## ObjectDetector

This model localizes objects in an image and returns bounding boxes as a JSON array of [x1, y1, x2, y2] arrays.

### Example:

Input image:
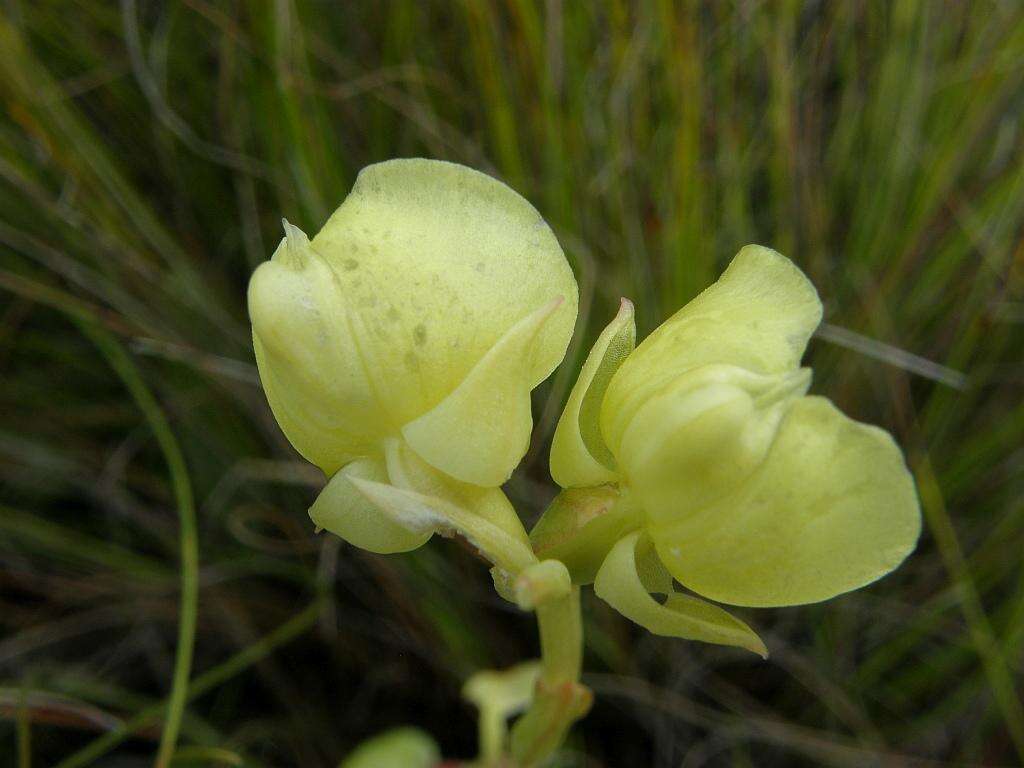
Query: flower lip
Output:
[[611, 363, 811, 463]]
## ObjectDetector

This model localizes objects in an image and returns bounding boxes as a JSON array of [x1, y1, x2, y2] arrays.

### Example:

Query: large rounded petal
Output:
[[649, 397, 921, 608], [550, 299, 635, 488], [312, 158, 578, 425], [601, 246, 822, 453]]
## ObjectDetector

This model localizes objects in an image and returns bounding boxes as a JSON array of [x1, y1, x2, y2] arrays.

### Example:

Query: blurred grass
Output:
[[0, 1, 1022, 766]]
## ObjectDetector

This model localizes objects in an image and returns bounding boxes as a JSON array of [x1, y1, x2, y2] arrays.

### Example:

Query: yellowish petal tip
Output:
[[313, 525, 324, 535], [278, 218, 310, 267]]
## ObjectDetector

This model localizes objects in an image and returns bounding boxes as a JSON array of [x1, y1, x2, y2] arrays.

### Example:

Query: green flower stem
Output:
[[536, 587, 582, 684], [468, 502, 592, 766], [477, 706, 505, 765], [509, 587, 591, 768]]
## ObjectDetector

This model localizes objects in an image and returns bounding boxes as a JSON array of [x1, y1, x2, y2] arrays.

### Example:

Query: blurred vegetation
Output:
[[1, 1, 1023, 766]]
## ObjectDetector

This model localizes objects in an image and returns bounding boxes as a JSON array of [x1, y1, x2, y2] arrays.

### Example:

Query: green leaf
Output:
[[594, 532, 767, 657]]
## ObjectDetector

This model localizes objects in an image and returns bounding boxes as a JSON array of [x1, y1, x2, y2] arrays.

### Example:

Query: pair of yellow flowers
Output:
[[248, 158, 920, 655]]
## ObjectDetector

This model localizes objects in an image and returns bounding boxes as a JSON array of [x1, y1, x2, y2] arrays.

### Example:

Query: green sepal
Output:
[[550, 299, 635, 487], [529, 486, 641, 585]]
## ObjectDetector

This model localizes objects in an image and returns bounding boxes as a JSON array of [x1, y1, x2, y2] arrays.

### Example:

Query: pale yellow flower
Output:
[[248, 159, 577, 554], [539, 246, 920, 655]]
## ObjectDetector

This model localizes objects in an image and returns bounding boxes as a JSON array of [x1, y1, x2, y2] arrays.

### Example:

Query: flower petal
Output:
[[550, 299, 635, 488], [249, 227, 383, 475], [463, 661, 543, 764], [601, 245, 822, 454], [308, 457, 431, 554], [594, 532, 767, 656], [384, 438, 529, 547], [402, 298, 564, 486], [463, 661, 541, 720], [313, 158, 578, 426], [350, 478, 536, 575], [650, 396, 921, 607], [618, 364, 810, 527]]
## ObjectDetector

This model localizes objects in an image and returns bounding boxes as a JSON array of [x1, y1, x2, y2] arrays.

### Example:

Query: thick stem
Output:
[[509, 587, 591, 767], [478, 709, 504, 765], [465, 503, 591, 766], [536, 588, 582, 684]]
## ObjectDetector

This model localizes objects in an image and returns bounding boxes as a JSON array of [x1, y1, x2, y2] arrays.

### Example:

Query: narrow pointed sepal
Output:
[[279, 218, 311, 267], [594, 532, 768, 657], [550, 298, 635, 488], [402, 297, 564, 486]]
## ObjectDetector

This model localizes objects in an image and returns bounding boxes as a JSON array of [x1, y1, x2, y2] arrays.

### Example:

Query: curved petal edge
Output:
[[550, 299, 635, 488], [594, 532, 768, 657]]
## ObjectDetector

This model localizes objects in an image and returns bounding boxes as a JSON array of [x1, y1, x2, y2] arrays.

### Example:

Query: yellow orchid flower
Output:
[[248, 159, 578, 554], [538, 245, 921, 656]]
